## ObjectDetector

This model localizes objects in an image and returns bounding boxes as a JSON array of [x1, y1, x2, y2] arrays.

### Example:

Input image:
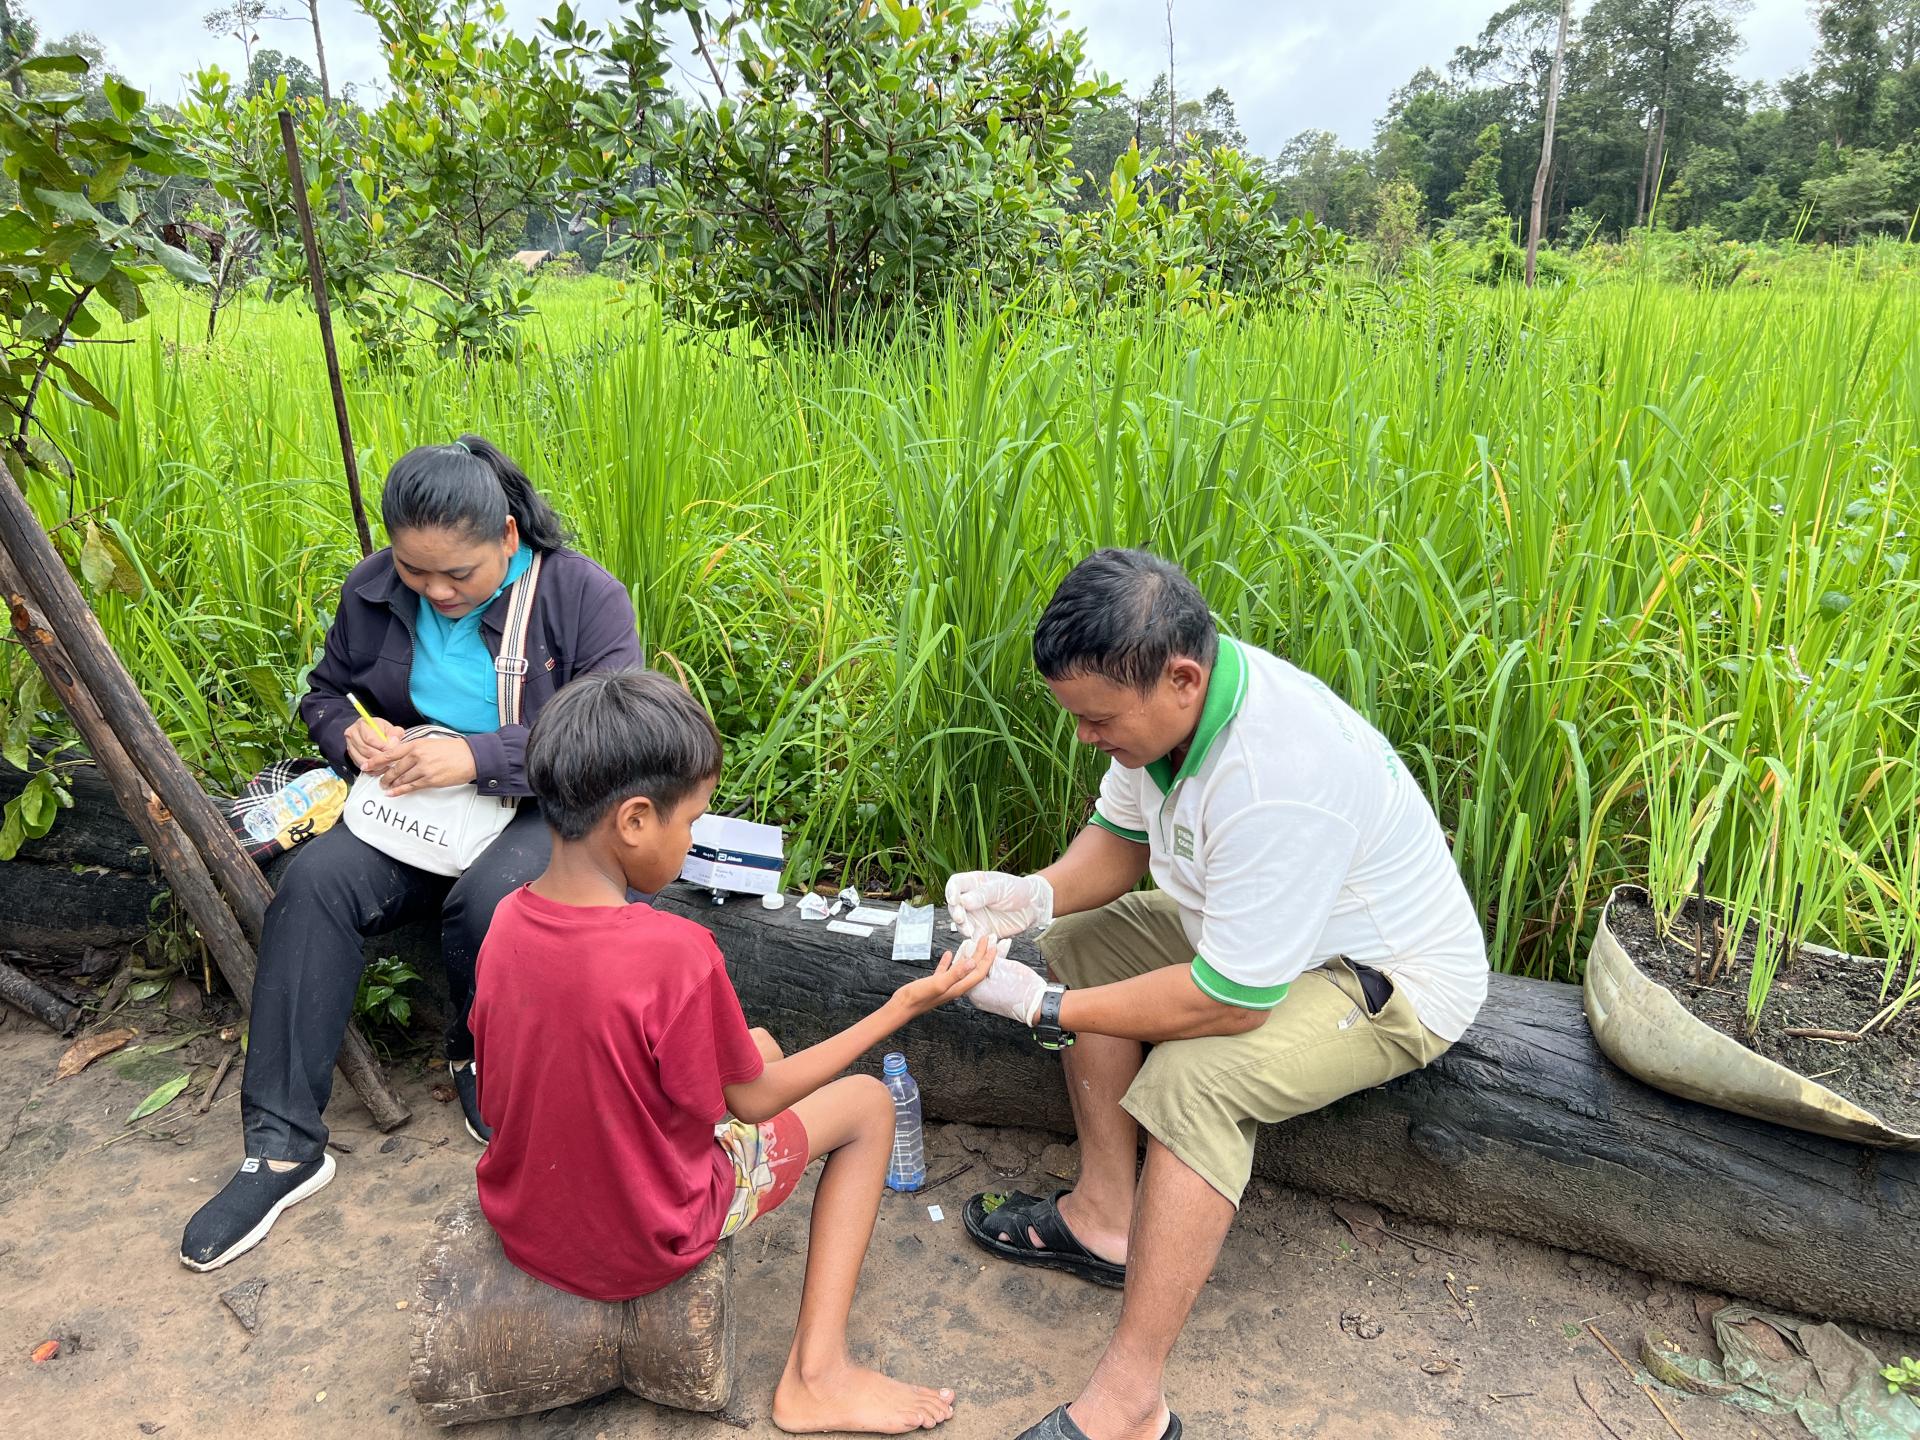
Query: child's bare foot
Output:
[[772, 1360, 956, 1434]]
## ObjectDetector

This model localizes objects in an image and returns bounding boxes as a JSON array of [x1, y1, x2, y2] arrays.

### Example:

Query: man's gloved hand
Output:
[[964, 953, 1049, 1026], [944, 871, 1055, 939]]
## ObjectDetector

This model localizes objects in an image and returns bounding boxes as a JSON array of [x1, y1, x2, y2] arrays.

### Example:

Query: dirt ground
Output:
[[1, 1004, 1911, 1440]]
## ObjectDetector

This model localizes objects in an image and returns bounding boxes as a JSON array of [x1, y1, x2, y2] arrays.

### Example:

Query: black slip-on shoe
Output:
[[449, 1059, 492, 1145], [180, 1153, 336, 1272]]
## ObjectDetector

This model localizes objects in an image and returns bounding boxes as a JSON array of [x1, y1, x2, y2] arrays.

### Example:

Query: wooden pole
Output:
[[0, 475, 408, 1129], [0, 458, 274, 941], [278, 107, 373, 559], [1526, 0, 1573, 288]]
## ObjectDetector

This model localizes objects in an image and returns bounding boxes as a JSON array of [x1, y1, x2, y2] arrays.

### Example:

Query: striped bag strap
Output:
[[493, 551, 545, 727]]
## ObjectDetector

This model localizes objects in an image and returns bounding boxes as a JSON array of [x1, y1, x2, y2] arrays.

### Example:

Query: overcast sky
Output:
[[47, 0, 1820, 151]]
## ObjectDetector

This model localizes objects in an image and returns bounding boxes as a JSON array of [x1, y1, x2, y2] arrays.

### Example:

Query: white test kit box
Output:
[[681, 814, 785, 896]]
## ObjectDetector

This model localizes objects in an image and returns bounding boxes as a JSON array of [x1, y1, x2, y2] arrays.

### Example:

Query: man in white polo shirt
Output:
[[948, 548, 1488, 1440]]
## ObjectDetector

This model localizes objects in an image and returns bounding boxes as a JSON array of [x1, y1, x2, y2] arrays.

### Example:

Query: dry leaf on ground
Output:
[[1331, 1198, 1392, 1252], [56, 1028, 137, 1080]]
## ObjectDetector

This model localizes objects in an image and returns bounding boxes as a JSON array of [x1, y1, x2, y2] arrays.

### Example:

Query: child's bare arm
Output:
[[723, 935, 1004, 1124]]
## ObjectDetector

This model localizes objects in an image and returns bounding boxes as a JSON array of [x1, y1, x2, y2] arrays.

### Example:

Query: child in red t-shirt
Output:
[[470, 669, 1001, 1435]]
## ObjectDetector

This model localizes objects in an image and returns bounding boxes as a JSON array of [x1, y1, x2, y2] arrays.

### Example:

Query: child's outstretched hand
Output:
[[894, 933, 1007, 1018]]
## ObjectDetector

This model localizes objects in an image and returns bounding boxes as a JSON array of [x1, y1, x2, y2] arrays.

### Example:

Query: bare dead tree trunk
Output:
[[1526, 0, 1573, 287], [304, 0, 332, 105], [1164, 0, 1177, 165], [1646, 93, 1671, 225]]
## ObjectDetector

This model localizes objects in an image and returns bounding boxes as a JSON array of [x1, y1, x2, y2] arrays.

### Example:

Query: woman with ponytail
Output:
[[182, 436, 640, 1272]]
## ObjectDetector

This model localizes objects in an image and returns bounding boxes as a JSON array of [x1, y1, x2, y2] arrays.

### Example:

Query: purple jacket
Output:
[[300, 546, 642, 799]]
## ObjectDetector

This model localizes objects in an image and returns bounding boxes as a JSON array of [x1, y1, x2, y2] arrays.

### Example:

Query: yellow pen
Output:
[[346, 691, 390, 744]]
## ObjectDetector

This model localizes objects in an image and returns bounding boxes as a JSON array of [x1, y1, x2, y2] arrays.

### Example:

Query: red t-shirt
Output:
[[470, 886, 766, 1301]]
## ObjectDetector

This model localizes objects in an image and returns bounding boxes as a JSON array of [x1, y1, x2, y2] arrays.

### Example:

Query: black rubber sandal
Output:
[[962, 1189, 1126, 1289], [1013, 1403, 1182, 1440]]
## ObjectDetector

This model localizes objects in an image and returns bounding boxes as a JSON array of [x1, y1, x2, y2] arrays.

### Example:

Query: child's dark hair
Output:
[[526, 670, 724, 841], [1033, 548, 1218, 692], [380, 434, 567, 552]]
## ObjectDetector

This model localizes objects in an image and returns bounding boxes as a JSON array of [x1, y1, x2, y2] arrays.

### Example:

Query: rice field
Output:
[[19, 263, 1920, 1013]]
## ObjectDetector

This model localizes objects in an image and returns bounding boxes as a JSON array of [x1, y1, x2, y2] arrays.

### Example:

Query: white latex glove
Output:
[[944, 870, 1055, 939], [965, 952, 1048, 1026]]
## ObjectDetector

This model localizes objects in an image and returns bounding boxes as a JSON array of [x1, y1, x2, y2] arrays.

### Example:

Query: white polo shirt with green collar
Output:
[[1089, 636, 1489, 1042]]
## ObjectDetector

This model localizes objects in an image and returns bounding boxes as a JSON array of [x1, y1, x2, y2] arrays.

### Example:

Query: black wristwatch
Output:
[[1031, 982, 1075, 1051]]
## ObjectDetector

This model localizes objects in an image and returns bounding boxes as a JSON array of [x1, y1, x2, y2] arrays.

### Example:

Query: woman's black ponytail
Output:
[[379, 434, 568, 553]]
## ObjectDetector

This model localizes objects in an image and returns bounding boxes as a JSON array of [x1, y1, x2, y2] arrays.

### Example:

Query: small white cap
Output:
[[760, 892, 787, 911]]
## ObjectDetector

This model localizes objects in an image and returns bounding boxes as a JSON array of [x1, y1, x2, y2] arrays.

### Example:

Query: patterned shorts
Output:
[[716, 1108, 810, 1240]]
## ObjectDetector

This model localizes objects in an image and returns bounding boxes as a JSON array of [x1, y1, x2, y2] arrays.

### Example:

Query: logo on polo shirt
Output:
[[1173, 824, 1195, 860]]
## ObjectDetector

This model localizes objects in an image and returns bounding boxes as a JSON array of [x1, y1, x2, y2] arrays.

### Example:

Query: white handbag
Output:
[[342, 553, 543, 877]]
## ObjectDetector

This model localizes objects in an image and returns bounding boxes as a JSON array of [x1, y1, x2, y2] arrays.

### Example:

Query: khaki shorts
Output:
[[1041, 890, 1452, 1207]]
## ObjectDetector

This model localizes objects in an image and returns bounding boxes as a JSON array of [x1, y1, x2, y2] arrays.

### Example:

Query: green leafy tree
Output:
[[1370, 176, 1426, 270], [1272, 129, 1378, 230], [1814, 0, 1891, 147], [0, 42, 207, 852], [247, 47, 322, 102], [595, 0, 1106, 338], [1803, 144, 1906, 237], [179, 0, 587, 361], [1447, 122, 1512, 238], [0, 51, 208, 472], [1067, 96, 1142, 211], [1054, 141, 1346, 314]]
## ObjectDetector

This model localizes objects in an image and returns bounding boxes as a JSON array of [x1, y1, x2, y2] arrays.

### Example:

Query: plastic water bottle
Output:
[[241, 768, 342, 843], [882, 1052, 926, 1192]]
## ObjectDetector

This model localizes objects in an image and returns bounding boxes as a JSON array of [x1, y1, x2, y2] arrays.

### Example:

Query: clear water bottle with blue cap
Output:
[[882, 1052, 926, 1192]]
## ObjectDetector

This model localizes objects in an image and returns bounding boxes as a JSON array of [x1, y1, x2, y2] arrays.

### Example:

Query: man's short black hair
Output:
[[525, 669, 723, 841], [1033, 549, 1218, 692]]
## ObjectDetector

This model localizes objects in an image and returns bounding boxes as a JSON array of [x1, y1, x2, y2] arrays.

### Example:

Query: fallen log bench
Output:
[[650, 884, 1920, 1337], [10, 766, 1918, 1333], [409, 1190, 734, 1426]]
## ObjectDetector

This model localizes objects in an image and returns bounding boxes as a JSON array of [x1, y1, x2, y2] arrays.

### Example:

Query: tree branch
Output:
[[15, 284, 95, 453]]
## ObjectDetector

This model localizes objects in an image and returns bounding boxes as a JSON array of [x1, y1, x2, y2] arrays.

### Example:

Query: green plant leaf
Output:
[[19, 54, 89, 76], [0, 799, 25, 862], [0, 210, 43, 250], [127, 1071, 191, 1123], [79, 521, 119, 590], [145, 239, 213, 286], [126, 979, 168, 1002], [102, 76, 145, 122]]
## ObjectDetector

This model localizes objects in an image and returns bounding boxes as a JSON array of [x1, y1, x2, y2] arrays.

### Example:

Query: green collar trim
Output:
[[1145, 637, 1247, 796]]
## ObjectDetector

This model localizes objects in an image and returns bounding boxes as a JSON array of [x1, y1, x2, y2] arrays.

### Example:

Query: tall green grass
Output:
[[20, 267, 1920, 1012]]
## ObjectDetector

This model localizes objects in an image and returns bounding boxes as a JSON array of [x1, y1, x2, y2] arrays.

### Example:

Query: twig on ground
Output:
[[197, 1047, 237, 1114], [97, 957, 135, 1017], [1367, 1220, 1477, 1263], [1443, 1275, 1476, 1322], [1574, 1375, 1630, 1440], [1488, 1390, 1536, 1401], [919, 1162, 974, 1195], [1588, 1324, 1690, 1440], [1783, 1028, 1862, 1043]]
